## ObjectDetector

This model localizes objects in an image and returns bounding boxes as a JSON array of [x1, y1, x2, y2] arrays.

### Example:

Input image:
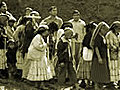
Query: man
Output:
[[40, 6, 63, 60], [69, 10, 86, 69], [40, 6, 63, 29]]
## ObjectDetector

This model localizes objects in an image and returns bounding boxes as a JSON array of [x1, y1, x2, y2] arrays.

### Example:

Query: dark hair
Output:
[[48, 6, 57, 12], [61, 21, 73, 29], [48, 22, 58, 34], [72, 10, 80, 15], [85, 21, 97, 33]]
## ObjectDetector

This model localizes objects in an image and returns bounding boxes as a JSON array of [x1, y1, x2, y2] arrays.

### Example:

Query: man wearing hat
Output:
[[69, 10, 86, 69]]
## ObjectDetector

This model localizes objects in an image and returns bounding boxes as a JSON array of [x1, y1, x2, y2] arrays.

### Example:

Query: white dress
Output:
[[26, 34, 54, 81]]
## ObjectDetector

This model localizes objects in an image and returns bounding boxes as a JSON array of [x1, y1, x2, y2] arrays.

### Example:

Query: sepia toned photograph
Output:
[[0, 0, 120, 90]]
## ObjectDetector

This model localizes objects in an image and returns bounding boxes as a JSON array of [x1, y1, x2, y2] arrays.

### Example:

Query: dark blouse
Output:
[[94, 34, 108, 60], [57, 39, 72, 64]]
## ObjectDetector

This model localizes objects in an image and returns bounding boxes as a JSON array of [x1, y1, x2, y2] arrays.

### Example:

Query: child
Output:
[[6, 39, 17, 79], [56, 27, 79, 89]]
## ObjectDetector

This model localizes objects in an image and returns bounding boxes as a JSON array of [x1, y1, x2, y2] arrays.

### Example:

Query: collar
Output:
[[48, 15, 58, 19], [69, 19, 82, 22]]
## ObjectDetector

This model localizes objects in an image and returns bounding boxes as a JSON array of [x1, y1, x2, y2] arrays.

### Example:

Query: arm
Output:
[[109, 33, 117, 50], [95, 47, 103, 64], [32, 35, 47, 51]]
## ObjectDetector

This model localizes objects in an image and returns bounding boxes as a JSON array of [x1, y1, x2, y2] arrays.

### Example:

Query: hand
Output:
[[60, 63, 65, 67], [98, 58, 103, 64]]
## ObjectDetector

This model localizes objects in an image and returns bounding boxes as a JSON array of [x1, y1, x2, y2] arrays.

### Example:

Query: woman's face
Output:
[[0, 4, 7, 13], [100, 25, 109, 36], [42, 30, 49, 37], [114, 27, 120, 33], [64, 30, 73, 39]]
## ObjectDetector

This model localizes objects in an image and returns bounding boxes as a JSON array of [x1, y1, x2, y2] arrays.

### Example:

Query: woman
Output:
[[25, 25, 54, 89], [90, 22, 110, 90], [77, 21, 97, 88], [106, 21, 120, 86]]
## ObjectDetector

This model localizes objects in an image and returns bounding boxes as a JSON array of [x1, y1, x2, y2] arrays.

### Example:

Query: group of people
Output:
[[0, 1, 120, 90]]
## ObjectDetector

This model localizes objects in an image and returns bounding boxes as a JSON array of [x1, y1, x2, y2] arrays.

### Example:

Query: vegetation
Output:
[[2, 0, 120, 24]]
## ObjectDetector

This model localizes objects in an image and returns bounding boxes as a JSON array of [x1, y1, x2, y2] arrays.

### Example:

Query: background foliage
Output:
[[2, 0, 120, 24]]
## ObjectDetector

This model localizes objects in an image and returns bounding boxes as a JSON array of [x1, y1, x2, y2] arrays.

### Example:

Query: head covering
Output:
[[61, 21, 73, 29], [0, 2, 6, 8], [109, 21, 120, 30], [35, 25, 49, 34], [24, 11, 41, 19], [7, 39, 15, 44], [90, 21, 109, 48], [85, 21, 97, 32], [25, 7, 32, 11]]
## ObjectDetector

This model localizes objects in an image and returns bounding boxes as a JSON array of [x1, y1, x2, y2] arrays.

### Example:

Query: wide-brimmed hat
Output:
[[24, 11, 41, 19]]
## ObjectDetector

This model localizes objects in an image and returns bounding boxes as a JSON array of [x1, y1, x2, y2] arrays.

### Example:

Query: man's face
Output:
[[73, 13, 80, 21], [25, 10, 31, 16], [49, 8, 57, 16], [0, 4, 7, 13]]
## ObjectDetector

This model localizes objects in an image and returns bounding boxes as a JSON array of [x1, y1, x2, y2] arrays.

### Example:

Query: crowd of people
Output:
[[0, 1, 120, 90]]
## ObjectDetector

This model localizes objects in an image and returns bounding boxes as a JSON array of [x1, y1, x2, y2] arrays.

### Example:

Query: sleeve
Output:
[[108, 33, 117, 49], [32, 35, 47, 51], [58, 18, 63, 29], [13, 26, 21, 41], [94, 35, 101, 48]]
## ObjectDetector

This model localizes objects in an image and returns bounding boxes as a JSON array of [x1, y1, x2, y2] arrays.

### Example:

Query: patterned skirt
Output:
[[109, 60, 119, 82], [27, 57, 54, 81], [16, 50, 23, 69], [77, 58, 92, 80], [0, 49, 7, 69]]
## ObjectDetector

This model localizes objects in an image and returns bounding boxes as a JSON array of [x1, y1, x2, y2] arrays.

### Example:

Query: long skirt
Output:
[[77, 58, 92, 80], [109, 49, 120, 82], [90, 57, 110, 83], [16, 50, 23, 70], [0, 49, 7, 69], [109, 60, 119, 82], [27, 57, 54, 81], [22, 53, 29, 79]]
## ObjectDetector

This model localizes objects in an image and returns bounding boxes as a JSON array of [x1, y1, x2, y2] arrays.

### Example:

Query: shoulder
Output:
[[79, 19, 86, 26], [68, 19, 74, 22], [56, 16, 63, 21], [43, 16, 51, 21]]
